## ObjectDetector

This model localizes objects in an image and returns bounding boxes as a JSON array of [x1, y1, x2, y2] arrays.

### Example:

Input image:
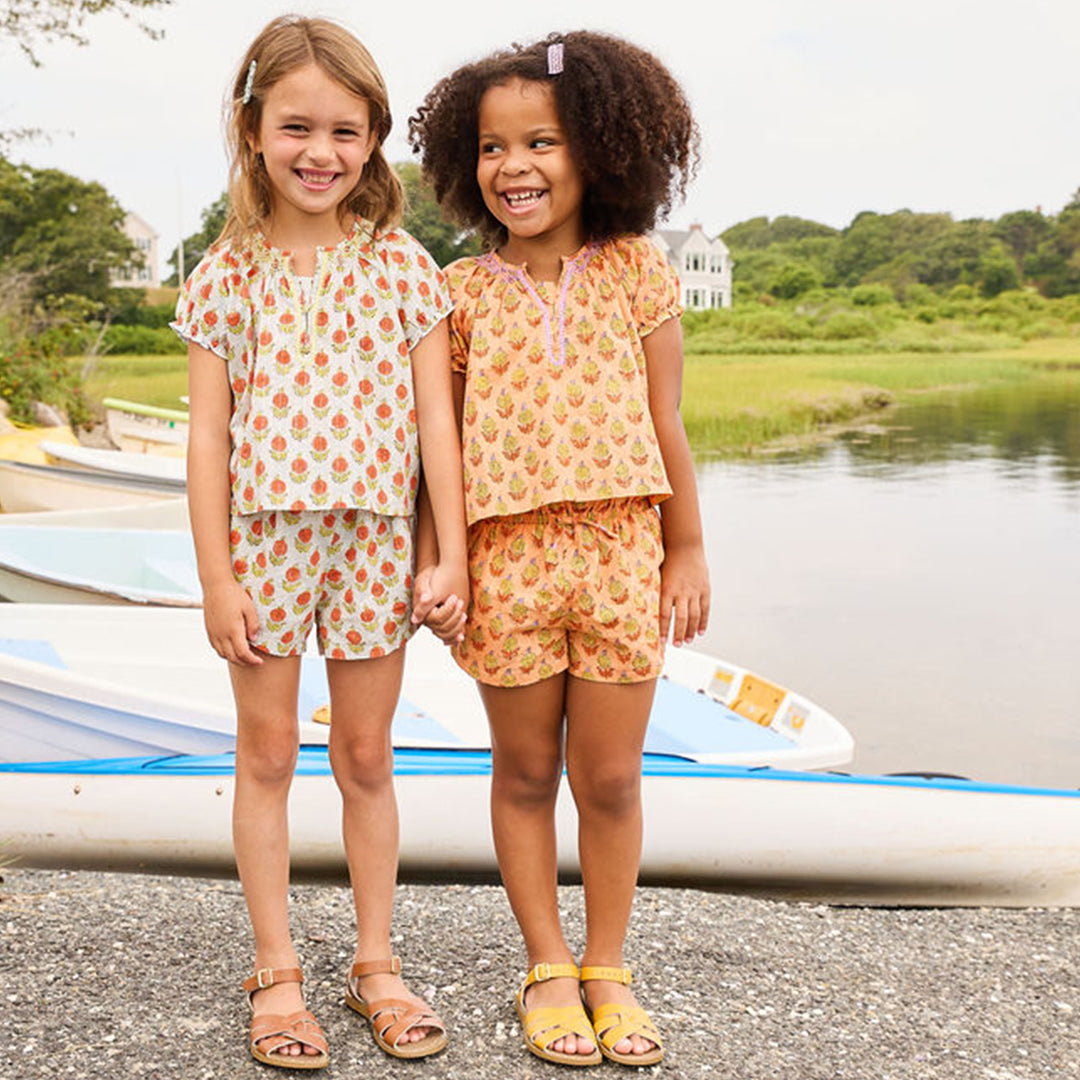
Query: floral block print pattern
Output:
[[446, 236, 682, 526], [452, 498, 664, 686], [230, 509, 415, 659], [173, 221, 448, 518]]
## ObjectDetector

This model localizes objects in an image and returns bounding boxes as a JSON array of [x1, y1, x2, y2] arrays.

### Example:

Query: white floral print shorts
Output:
[[229, 509, 415, 659]]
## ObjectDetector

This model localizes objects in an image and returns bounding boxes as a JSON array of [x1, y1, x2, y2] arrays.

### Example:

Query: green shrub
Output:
[[0, 323, 92, 426], [102, 324, 184, 354], [818, 312, 880, 340], [769, 262, 823, 300], [851, 283, 895, 306], [739, 310, 810, 340]]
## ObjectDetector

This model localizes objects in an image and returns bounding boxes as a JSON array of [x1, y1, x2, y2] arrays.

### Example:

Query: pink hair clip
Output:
[[547, 43, 564, 75]]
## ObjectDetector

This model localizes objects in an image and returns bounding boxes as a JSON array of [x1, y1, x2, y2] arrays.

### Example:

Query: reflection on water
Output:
[[694, 376, 1080, 788]]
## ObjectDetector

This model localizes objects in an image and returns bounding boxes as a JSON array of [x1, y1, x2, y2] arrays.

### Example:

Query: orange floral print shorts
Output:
[[229, 509, 414, 659], [452, 498, 664, 687]]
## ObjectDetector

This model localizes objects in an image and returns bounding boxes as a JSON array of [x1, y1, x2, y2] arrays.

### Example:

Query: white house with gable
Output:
[[111, 212, 160, 289], [651, 224, 733, 310]]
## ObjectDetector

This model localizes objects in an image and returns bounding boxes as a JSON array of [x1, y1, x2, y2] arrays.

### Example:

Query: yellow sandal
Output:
[[242, 966, 329, 1070], [580, 966, 664, 1067], [515, 962, 602, 1067]]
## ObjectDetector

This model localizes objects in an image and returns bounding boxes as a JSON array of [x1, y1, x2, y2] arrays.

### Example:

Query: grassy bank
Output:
[[78, 355, 189, 412], [75, 337, 1080, 455], [680, 337, 1080, 453]]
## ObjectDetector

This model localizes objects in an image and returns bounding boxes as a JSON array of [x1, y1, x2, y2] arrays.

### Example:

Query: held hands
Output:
[[412, 561, 470, 645], [659, 544, 711, 648], [201, 579, 264, 666]]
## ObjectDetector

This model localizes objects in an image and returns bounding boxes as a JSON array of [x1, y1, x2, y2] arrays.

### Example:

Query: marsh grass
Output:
[[681, 338, 1080, 452]]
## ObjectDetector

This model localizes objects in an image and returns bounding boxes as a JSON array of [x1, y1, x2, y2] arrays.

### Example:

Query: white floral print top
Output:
[[173, 220, 449, 517]]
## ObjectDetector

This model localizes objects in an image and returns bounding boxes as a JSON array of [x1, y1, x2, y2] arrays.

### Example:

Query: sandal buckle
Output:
[[255, 967, 275, 989], [533, 962, 551, 982]]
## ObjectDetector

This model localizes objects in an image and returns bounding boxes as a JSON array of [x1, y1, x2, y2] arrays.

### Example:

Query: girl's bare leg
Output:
[[326, 649, 433, 1044], [230, 654, 319, 1059], [566, 675, 659, 1058], [481, 674, 596, 1057]]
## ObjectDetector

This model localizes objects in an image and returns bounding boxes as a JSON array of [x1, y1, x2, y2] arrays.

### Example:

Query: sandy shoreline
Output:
[[2, 867, 1077, 1079]]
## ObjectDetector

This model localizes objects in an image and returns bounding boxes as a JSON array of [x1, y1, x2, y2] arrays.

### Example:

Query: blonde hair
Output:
[[219, 15, 403, 245]]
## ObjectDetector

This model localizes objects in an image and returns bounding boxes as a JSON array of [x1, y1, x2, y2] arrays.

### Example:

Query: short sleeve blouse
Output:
[[172, 221, 449, 517], [446, 235, 681, 525]]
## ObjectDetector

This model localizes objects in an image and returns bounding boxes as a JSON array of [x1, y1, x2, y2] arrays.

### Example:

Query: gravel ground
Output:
[[2, 867, 1078, 1080]]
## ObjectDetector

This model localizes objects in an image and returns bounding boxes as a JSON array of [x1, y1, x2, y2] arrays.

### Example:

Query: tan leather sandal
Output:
[[242, 966, 329, 1070], [345, 956, 448, 1059], [580, 965, 664, 1067], [515, 962, 602, 1067]]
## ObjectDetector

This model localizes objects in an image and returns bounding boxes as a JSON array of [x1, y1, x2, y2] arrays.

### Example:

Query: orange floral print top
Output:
[[173, 220, 448, 517], [446, 235, 681, 525]]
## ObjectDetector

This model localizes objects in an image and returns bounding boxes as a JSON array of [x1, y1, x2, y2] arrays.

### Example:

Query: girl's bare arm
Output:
[[644, 317, 711, 646], [187, 343, 262, 665], [409, 321, 469, 630]]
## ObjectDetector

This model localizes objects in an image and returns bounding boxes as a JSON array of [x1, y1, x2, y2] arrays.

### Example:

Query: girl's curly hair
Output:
[[408, 31, 700, 248]]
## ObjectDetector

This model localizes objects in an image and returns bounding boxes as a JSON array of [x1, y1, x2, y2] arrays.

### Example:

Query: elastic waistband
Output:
[[489, 497, 654, 536]]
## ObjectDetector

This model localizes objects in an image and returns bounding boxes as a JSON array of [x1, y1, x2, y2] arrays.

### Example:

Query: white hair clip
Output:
[[547, 43, 564, 75], [242, 59, 257, 105]]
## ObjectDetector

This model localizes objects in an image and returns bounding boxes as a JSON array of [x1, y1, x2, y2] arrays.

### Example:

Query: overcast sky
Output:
[[3, 0, 1078, 266]]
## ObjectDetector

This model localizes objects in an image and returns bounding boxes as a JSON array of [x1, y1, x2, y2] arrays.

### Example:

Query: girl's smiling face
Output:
[[251, 63, 377, 236], [476, 78, 586, 260]]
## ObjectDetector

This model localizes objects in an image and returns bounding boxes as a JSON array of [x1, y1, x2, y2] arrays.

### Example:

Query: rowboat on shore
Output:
[[0, 459, 184, 512], [0, 498, 189, 529], [0, 525, 199, 606], [0, 424, 79, 465], [40, 441, 186, 487], [2, 749, 1078, 908], [0, 605, 853, 769], [103, 397, 188, 455]]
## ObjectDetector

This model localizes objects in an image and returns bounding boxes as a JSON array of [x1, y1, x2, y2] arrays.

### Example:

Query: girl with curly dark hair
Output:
[[408, 31, 710, 1068]]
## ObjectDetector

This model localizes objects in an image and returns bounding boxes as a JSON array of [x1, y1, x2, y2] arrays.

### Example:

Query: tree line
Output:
[[722, 197, 1080, 301]]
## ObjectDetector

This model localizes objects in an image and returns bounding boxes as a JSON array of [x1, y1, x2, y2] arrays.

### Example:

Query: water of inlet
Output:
[[693, 375, 1080, 788]]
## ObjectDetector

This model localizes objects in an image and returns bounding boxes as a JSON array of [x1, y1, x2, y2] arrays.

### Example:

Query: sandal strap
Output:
[[367, 998, 446, 1048], [349, 956, 402, 980], [591, 1003, 663, 1051], [522, 1004, 595, 1050], [242, 966, 304, 997], [580, 965, 632, 985], [250, 1009, 329, 1057], [522, 961, 580, 990]]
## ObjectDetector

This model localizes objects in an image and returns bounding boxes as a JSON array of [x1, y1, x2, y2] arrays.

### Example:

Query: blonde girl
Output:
[[174, 14, 466, 1070], [410, 30, 709, 1069]]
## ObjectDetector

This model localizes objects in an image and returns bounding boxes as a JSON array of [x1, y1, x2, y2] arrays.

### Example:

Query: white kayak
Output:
[[1, 749, 1077, 908], [0, 525, 199, 606], [0, 459, 184, 512], [0, 605, 854, 770]]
